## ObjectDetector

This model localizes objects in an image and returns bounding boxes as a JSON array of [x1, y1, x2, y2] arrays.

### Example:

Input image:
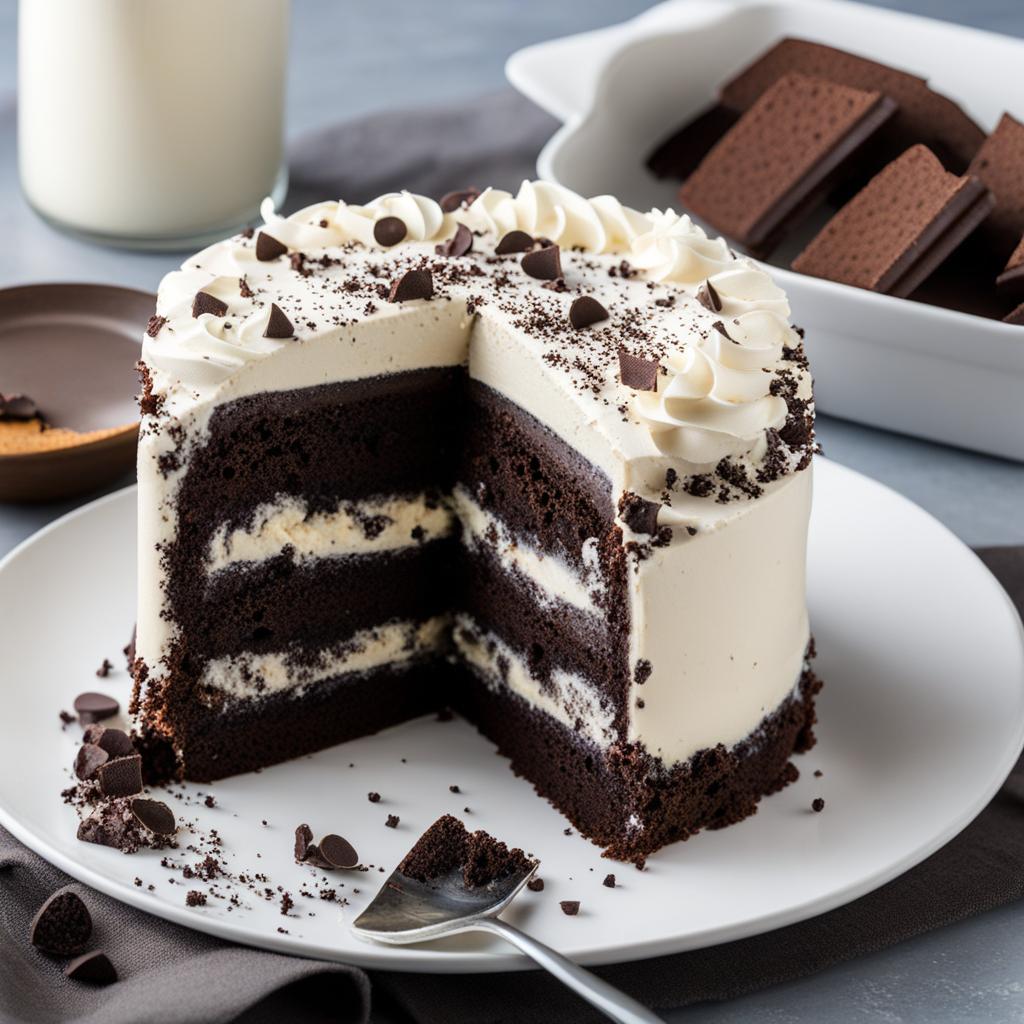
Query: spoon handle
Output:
[[475, 917, 664, 1024]]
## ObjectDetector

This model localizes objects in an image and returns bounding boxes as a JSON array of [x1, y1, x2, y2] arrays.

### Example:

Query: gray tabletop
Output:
[[1, 2, 1023, 1021]]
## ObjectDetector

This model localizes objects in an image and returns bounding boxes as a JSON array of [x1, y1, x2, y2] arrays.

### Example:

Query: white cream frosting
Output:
[[201, 617, 449, 700], [452, 485, 601, 616], [204, 493, 454, 574], [453, 614, 615, 749]]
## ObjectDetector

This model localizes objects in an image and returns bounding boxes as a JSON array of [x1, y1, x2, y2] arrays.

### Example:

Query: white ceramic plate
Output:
[[506, 0, 1024, 462], [0, 459, 1021, 973]]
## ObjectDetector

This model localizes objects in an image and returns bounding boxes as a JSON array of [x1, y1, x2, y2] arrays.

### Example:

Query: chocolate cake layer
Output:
[[177, 541, 458, 660], [453, 652, 821, 863], [148, 659, 448, 783]]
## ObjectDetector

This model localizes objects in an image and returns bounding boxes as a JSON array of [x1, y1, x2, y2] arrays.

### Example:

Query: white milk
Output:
[[18, 0, 289, 248]]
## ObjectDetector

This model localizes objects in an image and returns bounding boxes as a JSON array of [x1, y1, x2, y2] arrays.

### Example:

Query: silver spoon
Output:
[[352, 856, 663, 1024]]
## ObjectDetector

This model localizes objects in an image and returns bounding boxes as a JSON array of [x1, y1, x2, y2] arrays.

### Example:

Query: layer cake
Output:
[[132, 182, 820, 862]]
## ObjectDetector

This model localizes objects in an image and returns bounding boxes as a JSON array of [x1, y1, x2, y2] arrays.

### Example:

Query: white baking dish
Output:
[[507, 0, 1024, 462]]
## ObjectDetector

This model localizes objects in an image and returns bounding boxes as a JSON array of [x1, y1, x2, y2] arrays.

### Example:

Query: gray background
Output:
[[1, 1, 1023, 1020]]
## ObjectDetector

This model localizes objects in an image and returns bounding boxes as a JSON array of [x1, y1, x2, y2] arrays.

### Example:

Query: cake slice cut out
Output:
[[680, 72, 897, 256], [792, 145, 994, 297], [718, 37, 985, 172], [967, 113, 1024, 263]]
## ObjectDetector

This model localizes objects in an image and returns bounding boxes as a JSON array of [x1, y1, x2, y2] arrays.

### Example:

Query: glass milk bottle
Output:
[[18, 0, 289, 250]]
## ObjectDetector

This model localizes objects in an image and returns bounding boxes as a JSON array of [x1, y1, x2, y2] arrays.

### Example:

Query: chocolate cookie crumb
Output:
[[602, 874, 616, 889], [385, 814, 400, 828], [812, 797, 825, 813], [560, 901, 580, 916]]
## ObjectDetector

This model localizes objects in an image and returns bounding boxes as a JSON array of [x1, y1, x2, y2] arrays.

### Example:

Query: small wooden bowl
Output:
[[0, 283, 155, 503]]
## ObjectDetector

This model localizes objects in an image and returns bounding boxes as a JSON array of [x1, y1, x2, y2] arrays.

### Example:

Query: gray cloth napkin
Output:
[[3, 91, 1024, 1022]]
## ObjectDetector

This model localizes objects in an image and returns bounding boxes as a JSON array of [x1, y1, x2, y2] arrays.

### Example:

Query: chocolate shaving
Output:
[[145, 315, 167, 338], [191, 291, 228, 318], [131, 798, 176, 836], [435, 223, 473, 258], [494, 230, 534, 255], [696, 280, 722, 312], [74, 744, 108, 781]]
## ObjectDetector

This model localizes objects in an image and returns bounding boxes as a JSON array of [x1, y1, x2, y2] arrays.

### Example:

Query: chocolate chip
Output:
[[568, 296, 609, 330], [521, 244, 562, 281], [294, 823, 315, 862], [30, 891, 92, 957], [191, 291, 228, 318], [73, 693, 118, 725], [145, 315, 167, 339], [435, 223, 473, 258], [527, 877, 544, 892], [373, 216, 408, 247], [367, 792, 381, 803], [495, 230, 534, 255], [256, 231, 287, 261], [559, 900, 580, 916], [97, 754, 143, 798], [439, 187, 481, 212], [617, 349, 660, 391], [388, 269, 433, 303], [319, 834, 359, 869], [96, 728, 134, 759], [602, 874, 616, 888], [131, 798, 176, 836], [812, 797, 825, 813], [65, 950, 117, 985], [74, 743, 108, 781], [618, 492, 661, 535], [263, 303, 294, 339], [696, 280, 722, 312], [385, 814, 400, 828]]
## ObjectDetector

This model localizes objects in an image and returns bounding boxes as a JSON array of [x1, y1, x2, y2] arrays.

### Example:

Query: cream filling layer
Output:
[[204, 493, 454, 574], [453, 614, 615, 749], [452, 484, 602, 615], [200, 616, 449, 700]]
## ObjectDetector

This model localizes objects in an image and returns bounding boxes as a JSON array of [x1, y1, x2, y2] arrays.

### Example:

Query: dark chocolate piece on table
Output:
[[527, 877, 544, 892], [255, 231, 287, 261], [792, 145, 994, 298], [680, 72, 898, 257], [385, 814, 400, 828], [131, 798, 177, 836], [717, 37, 985, 173], [319, 834, 359, 869], [560, 900, 580, 916], [72, 692, 119, 725], [294, 823, 315, 862], [373, 216, 407, 247], [388, 269, 434, 303], [65, 950, 118, 985], [30, 891, 92, 957], [96, 727, 135, 759], [263, 303, 295, 339], [96, 753, 143, 798], [74, 743, 108, 781]]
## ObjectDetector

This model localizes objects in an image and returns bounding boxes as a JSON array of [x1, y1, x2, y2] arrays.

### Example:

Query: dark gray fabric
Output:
[[2, 90, 1022, 1022]]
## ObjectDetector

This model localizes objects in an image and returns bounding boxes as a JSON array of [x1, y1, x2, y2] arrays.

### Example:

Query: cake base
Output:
[[451, 654, 822, 864]]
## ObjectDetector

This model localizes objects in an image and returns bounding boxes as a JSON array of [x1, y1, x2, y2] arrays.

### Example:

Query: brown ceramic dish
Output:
[[0, 283, 153, 502]]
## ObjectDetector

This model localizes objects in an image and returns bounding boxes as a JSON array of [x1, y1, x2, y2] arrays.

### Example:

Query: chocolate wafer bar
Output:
[[680, 72, 897, 256], [792, 145, 994, 297], [719, 37, 985, 172]]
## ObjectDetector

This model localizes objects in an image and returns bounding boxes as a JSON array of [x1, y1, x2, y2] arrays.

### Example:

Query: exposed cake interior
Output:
[[132, 182, 819, 861]]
